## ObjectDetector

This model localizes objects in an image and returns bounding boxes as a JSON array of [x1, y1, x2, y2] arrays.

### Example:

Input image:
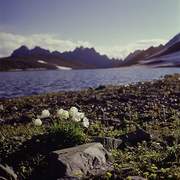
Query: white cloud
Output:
[[96, 39, 167, 59], [0, 32, 91, 57], [0, 31, 167, 59]]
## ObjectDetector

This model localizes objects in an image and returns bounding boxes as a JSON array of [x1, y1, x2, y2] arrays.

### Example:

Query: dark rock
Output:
[[0, 164, 17, 180], [44, 143, 112, 179], [11, 45, 30, 57], [19, 113, 33, 123], [119, 128, 151, 147], [0, 119, 5, 125], [95, 85, 106, 91], [163, 135, 175, 146]]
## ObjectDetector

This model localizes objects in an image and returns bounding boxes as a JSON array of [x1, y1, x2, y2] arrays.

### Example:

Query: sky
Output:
[[0, 0, 179, 58]]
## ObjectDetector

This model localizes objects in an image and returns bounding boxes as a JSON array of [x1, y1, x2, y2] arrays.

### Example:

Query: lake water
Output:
[[0, 66, 179, 98]]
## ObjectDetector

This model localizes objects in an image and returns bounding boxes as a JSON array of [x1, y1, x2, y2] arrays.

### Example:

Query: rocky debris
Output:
[[0, 164, 17, 180], [119, 128, 151, 147], [92, 136, 122, 150], [128, 176, 147, 180], [44, 143, 112, 179], [0, 74, 179, 127]]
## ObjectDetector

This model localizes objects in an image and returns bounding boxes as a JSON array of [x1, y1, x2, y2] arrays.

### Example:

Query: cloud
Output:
[[0, 31, 167, 59], [96, 39, 167, 59], [0, 32, 91, 57]]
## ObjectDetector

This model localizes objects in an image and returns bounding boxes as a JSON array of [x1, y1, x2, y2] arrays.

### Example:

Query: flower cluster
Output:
[[57, 106, 89, 128], [33, 107, 89, 128]]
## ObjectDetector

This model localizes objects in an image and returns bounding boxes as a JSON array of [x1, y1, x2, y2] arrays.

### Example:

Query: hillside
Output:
[[122, 33, 180, 67]]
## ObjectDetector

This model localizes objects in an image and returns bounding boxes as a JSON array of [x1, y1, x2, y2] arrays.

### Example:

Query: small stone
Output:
[[0, 105, 4, 111], [92, 136, 122, 150]]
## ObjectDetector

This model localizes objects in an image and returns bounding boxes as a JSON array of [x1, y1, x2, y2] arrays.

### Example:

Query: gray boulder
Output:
[[0, 164, 17, 180], [45, 143, 112, 179]]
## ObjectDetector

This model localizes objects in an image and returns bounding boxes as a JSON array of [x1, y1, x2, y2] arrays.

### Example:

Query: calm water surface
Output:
[[0, 66, 179, 98]]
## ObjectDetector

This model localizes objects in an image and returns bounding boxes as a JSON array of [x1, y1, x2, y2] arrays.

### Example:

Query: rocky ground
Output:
[[0, 73, 180, 180]]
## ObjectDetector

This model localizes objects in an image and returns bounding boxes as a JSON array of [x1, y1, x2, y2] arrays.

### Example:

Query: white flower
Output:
[[57, 108, 64, 117], [71, 112, 81, 122], [78, 112, 85, 119], [57, 109, 69, 120], [33, 118, 42, 126], [82, 117, 89, 128], [69, 106, 78, 117], [40, 109, 50, 119]]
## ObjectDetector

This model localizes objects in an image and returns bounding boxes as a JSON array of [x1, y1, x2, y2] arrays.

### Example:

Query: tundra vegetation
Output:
[[0, 74, 179, 179]]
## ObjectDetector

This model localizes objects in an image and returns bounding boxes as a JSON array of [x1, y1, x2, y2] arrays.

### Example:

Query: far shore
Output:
[[0, 64, 179, 73]]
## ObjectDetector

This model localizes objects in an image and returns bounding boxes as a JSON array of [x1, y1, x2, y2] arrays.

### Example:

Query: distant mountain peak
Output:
[[74, 47, 97, 54], [11, 45, 30, 57], [19, 45, 29, 50], [32, 46, 44, 50], [31, 46, 51, 56]]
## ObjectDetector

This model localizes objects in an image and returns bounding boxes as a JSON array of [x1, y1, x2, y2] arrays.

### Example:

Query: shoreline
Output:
[[0, 73, 179, 124], [0, 65, 179, 73]]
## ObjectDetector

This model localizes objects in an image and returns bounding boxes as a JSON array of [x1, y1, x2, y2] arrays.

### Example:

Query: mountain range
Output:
[[0, 33, 179, 71], [0, 46, 123, 71], [122, 33, 180, 67]]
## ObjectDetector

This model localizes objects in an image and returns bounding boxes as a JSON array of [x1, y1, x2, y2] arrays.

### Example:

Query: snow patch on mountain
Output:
[[140, 51, 180, 66], [56, 65, 72, 70], [37, 60, 47, 64]]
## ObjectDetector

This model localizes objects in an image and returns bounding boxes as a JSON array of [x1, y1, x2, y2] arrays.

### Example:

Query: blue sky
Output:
[[0, 0, 179, 58]]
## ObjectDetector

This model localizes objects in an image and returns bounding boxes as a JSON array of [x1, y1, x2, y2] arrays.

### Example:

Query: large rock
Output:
[[0, 164, 17, 180], [45, 143, 112, 179]]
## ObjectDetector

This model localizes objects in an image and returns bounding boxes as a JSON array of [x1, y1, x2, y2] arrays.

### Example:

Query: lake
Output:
[[0, 66, 179, 98]]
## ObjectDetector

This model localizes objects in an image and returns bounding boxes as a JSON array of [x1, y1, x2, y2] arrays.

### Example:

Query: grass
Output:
[[49, 119, 88, 145]]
